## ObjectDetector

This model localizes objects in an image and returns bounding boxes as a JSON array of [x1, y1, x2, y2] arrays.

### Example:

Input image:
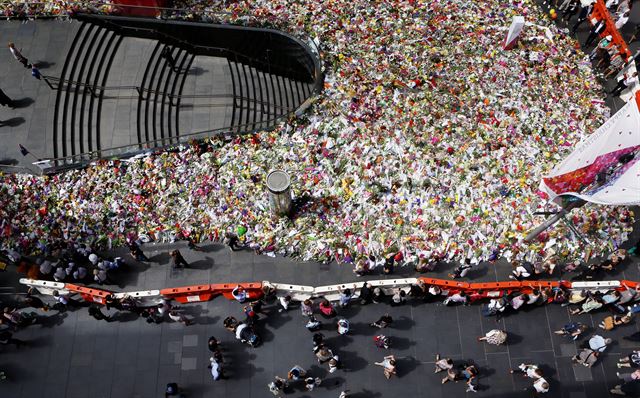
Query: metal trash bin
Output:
[[266, 170, 292, 216]]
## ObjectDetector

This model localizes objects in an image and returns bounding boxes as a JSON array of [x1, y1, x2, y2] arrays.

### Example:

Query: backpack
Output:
[[374, 335, 390, 349]]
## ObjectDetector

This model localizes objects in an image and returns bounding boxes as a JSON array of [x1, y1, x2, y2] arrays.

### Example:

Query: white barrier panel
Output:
[[19, 278, 69, 296], [264, 281, 314, 301], [113, 290, 163, 307], [315, 278, 418, 301], [112, 290, 161, 299], [571, 281, 621, 290]]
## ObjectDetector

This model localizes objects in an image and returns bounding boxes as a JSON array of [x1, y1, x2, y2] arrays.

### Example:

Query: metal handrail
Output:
[[0, 1, 234, 20], [0, 164, 43, 176], [41, 75, 293, 110], [41, 113, 295, 168], [89, 16, 312, 80], [21, 3, 324, 174]]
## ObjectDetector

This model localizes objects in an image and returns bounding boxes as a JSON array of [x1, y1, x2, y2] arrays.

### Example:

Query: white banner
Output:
[[540, 98, 640, 205], [504, 16, 525, 50]]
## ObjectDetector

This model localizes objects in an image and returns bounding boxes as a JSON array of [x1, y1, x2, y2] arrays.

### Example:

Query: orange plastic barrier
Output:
[[160, 284, 214, 303], [65, 283, 112, 304], [211, 282, 264, 301], [418, 277, 470, 291], [591, 0, 631, 61]]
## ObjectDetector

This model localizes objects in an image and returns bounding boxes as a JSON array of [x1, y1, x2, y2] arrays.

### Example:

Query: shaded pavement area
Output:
[[1, 237, 640, 398]]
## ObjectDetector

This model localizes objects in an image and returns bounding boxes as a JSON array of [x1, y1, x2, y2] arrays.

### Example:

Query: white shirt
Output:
[[615, 15, 629, 29], [210, 360, 221, 380], [278, 296, 290, 310], [524, 366, 541, 379], [624, 75, 638, 87], [337, 320, 349, 335], [40, 260, 53, 274], [533, 377, 549, 393], [9, 46, 24, 60]]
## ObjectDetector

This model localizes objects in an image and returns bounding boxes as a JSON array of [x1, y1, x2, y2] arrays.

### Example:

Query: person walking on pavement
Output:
[[169, 249, 189, 268], [208, 355, 224, 380], [374, 355, 397, 379], [0, 88, 14, 108], [8, 42, 30, 68]]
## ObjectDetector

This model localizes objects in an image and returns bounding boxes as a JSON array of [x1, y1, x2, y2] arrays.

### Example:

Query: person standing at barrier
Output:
[[24, 287, 49, 312], [8, 42, 30, 68], [277, 295, 292, 312], [629, 25, 640, 43], [338, 286, 354, 308], [359, 283, 373, 305], [52, 290, 78, 311], [571, 2, 594, 34], [232, 285, 248, 303], [319, 299, 336, 318], [562, 0, 580, 21], [611, 71, 639, 96], [584, 20, 607, 47], [615, 11, 630, 30]]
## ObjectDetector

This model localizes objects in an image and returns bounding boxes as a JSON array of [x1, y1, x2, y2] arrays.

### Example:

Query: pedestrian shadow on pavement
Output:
[[33, 61, 55, 70], [260, 307, 291, 331], [115, 260, 151, 288], [390, 336, 415, 351], [465, 265, 489, 280], [347, 390, 382, 398], [112, 311, 139, 323], [0, 158, 18, 165], [506, 332, 523, 345], [187, 67, 207, 76], [226, 345, 263, 380], [476, 365, 496, 391], [38, 311, 68, 328], [0, 117, 25, 127], [335, 349, 368, 372], [396, 356, 419, 377], [321, 375, 346, 391], [343, 321, 375, 336], [148, 251, 170, 263], [200, 243, 226, 253], [12, 98, 34, 109], [392, 315, 415, 330], [188, 257, 214, 270], [179, 305, 218, 325]]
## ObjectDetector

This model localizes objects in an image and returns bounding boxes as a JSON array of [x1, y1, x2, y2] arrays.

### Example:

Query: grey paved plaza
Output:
[[0, 237, 640, 398]]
